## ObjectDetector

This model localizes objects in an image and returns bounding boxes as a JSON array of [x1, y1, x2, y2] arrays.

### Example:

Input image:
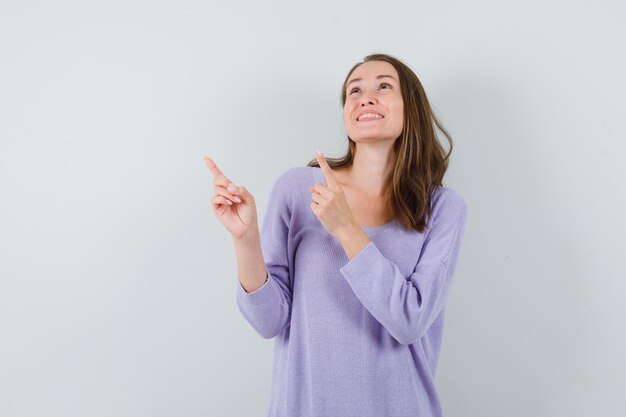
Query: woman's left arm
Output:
[[338, 192, 469, 345]]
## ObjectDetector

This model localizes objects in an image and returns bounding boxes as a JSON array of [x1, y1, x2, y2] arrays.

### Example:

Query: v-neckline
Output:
[[313, 167, 396, 233]]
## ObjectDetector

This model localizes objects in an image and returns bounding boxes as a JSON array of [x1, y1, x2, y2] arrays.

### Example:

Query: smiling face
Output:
[[343, 60, 404, 144]]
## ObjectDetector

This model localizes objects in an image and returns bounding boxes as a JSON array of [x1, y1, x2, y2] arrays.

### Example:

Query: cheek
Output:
[[394, 102, 404, 120], [392, 106, 404, 128]]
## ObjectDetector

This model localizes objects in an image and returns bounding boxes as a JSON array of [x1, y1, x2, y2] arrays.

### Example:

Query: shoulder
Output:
[[266, 167, 316, 218], [268, 166, 316, 202], [271, 166, 314, 188], [430, 186, 468, 224]]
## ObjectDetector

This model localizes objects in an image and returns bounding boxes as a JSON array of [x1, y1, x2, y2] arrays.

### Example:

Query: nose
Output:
[[360, 97, 376, 106], [360, 90, 377, 106]]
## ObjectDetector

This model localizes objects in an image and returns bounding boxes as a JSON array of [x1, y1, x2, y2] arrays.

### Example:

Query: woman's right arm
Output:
[[204, 156, 268, 292], [205, 156, 293, 338], [233, 227, 269, 293]]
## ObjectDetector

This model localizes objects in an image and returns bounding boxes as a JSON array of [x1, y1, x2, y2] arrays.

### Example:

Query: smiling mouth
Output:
[[357, 117, 384, 122], [356, 113, 385, 122]]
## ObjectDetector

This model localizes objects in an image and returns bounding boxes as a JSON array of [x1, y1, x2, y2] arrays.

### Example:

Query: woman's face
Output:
[[343, 60, 404, 144]]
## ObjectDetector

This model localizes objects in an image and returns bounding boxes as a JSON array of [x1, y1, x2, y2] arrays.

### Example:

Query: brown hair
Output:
[[306, 53, 454, 233]]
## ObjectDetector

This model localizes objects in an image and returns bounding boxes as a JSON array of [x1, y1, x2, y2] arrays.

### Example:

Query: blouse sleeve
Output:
[[235, 170, 294, 339], [339, 190, 468, 345]]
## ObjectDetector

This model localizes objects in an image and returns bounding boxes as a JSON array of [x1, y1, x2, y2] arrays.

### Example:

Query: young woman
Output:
[[205, 53, 468, 417]]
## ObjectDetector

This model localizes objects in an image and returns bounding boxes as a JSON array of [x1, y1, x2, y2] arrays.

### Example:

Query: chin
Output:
[[348, 134, 382, 142]]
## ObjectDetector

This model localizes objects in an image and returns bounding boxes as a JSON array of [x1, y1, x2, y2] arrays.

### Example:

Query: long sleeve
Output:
[[339, 190, 468, 346], [235, 169, 294, 339]]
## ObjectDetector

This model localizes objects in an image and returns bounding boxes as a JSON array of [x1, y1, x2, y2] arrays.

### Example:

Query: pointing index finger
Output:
[[204, 156, 229, 183], [315, 150, 336, 188], [204, 156, 222, 176]]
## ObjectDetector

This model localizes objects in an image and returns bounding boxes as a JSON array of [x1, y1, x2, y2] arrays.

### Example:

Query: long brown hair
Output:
[[306, 53, 454, 233]]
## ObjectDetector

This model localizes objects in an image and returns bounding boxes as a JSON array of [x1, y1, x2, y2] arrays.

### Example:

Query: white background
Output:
[[1, 1, 624, 416]]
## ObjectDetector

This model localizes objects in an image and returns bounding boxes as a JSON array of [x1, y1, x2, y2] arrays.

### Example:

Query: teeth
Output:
[[358, 113, 383, 121]]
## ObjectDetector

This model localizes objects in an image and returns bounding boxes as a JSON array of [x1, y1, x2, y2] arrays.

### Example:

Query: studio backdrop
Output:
[[0, 1, 624, 416]]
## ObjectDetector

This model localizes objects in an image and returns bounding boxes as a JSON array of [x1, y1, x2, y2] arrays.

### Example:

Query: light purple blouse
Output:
[[236, 166, 468, 417]]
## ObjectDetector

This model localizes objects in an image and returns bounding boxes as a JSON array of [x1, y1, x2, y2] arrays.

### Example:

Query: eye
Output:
[[349, 82, 392, 95]]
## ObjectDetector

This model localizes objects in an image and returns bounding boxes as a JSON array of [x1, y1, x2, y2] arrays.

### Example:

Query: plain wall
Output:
[[1, 1, 624, 416]]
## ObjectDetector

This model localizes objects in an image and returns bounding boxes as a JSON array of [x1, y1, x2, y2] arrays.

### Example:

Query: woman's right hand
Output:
[[204, 156, 258, 239]]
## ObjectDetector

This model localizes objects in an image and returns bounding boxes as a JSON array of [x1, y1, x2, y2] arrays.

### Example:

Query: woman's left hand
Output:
[[309, 150, 357, 238]]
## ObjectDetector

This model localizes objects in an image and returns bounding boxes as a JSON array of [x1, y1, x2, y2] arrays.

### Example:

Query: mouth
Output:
[[356, 114, 385, 122]]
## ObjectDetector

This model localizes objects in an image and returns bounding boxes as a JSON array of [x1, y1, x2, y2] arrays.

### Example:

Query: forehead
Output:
[[348, 60, 398, 82]]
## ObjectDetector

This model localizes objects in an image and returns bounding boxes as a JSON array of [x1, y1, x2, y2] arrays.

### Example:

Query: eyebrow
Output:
[[347, 74, 397, 86]]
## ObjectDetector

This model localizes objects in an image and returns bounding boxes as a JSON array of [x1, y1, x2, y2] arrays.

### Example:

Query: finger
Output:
[[216, 188, 242, 203], [204, 156, 234, 186], [204, 156, 223, 177], [204, 157, 239, 192], [309, 183, 327, 196], [211, 195, 233, 206], [310, 190, 322, 205], [228, 184, 254, 205], [315, 150, 338, 189]]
